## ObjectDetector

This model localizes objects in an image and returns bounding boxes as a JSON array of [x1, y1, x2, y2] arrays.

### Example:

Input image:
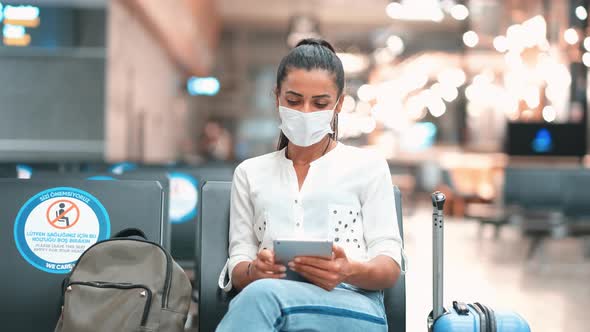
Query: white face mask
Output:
[[278, 98, 339, 147]]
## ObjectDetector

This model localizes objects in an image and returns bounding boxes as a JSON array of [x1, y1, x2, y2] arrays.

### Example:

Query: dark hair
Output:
[[276, 38, 345, 150]]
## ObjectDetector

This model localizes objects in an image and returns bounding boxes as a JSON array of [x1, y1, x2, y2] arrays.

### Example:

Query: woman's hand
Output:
[[249, 249, 287, 281], [289, 245, 353, 291]]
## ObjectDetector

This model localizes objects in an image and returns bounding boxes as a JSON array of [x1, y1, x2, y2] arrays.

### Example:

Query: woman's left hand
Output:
[[289, 245, 353, 291]]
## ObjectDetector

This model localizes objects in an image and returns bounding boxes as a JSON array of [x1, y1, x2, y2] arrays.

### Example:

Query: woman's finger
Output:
[[290, 262, 338, 281], [251, 262, 286, 280], [293, 256, 337, 272], [255, 259, 285, 274], [257, 249, 275, 264], [254, 270, 286, 279], [296, 270, 332, 290]]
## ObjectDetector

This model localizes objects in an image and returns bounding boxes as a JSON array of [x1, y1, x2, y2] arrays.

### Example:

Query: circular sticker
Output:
[[87, 175, 117, 181], [13, 187, 111, 274], [16, 164, 33, 179], [109, 162, 137, 175], [168, 172, 198, 224]]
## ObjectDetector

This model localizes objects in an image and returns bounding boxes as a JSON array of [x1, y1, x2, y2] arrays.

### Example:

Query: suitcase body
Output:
[[432, 306, 531, 332], [428, 192, 531, 332]]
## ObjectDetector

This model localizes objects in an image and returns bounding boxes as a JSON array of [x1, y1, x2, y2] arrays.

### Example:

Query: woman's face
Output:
[[277, 68, 343, 114]]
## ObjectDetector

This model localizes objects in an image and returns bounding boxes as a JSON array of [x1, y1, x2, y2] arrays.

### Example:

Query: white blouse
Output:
[[220, 142, 405, 291]]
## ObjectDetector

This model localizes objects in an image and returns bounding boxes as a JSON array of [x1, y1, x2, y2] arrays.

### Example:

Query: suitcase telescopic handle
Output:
[[432, 191, 446, 210], [432, 191, 446, 321]]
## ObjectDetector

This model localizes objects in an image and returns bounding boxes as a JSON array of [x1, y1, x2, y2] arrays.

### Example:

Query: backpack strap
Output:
[[113, 228, 147, 240], [58, 276, 70, 307]]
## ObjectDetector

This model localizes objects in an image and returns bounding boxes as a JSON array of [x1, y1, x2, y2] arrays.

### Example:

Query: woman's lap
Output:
[[216, 279, 388, 332]]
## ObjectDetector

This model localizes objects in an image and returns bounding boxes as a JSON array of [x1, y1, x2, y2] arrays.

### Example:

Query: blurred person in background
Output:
[[216, 38, 404, 332], [200, 120, 234, 162]]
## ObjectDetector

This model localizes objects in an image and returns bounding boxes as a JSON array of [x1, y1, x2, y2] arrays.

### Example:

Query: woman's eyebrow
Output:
[[285, 91, 331, 99], [286, 90, 303, 97]]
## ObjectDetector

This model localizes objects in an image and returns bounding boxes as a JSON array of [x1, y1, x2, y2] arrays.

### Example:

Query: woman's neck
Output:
[[286, 136, 335, 166]]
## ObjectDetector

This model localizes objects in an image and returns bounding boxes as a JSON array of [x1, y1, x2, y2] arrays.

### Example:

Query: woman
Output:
[[217, 38, 404, 332]]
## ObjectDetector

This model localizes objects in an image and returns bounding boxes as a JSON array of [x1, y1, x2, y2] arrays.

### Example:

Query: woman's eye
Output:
[[287, 100, 300, 106], [316, 104, 328, 109]]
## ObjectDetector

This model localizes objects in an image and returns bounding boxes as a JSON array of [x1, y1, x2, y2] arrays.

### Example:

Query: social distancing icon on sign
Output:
[[46, 199, 80, 229]]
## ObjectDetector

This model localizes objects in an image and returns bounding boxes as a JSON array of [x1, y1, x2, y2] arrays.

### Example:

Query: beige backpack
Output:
[[54, 229, 191, 332]]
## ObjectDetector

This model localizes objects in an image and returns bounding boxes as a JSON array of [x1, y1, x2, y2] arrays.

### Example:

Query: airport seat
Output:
[[472, 167, 568, 254], [506, 167, 567, 242], [120, 166, 234, 269], [483, 167, 578, 257], [0, 179, 166, 331], [0, 164, 17, 178], [167, 166, 234, 268], [475, 168, 566, 223], [197, 181, 406, 332], [117, 170, 172, 250], [562, 170, 590, 236], [508, 167, 565, 212]]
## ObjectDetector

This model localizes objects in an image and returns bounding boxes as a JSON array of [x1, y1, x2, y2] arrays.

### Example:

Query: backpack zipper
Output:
[[67, 238, 173, 308], [67, 281, 152, 326]]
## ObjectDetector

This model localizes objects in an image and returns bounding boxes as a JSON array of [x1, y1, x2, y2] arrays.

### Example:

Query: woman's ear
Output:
[[274, 88, 280, 108], [334, 94, 345, 114]]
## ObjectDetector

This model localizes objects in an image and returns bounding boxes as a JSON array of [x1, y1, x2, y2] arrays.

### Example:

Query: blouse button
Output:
[[333, 210, 337, 214], [296, 222, 301, 227]]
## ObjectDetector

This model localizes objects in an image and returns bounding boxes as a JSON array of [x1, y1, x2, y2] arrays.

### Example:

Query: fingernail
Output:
[[287, 262, 294, 268], [280, 266, 287, 272], [294, 258, 300, 263]]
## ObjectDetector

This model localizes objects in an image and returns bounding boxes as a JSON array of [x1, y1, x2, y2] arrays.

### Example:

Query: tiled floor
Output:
[[404, 205, 590, 332]]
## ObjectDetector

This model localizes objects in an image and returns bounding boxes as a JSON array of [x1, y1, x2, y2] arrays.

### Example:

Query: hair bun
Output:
[[295, 38, 336, 54]]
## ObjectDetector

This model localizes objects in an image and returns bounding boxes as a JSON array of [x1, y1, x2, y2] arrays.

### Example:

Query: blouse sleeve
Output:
[[227, 163, 259, 283], [361, 157, 404, 270]]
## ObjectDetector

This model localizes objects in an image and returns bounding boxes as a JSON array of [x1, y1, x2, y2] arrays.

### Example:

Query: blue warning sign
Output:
[[168, 172, 199, 224], [13, 187, 111, 274]]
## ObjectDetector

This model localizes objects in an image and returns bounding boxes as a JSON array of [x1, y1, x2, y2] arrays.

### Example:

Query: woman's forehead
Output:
[[281, 68, 338, 97]]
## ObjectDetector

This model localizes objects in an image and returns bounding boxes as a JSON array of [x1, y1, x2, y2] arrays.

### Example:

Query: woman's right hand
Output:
[[249, 249, 287, 281]]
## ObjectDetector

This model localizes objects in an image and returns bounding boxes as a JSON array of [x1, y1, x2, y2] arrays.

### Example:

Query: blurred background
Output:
[[1, 0, 589, 331]]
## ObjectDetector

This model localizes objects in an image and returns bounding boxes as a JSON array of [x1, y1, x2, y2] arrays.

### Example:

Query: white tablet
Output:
[[273, 239, 333, 282]]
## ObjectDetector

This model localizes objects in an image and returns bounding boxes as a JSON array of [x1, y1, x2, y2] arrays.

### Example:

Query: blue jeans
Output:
[[216, 279, 388, 332]]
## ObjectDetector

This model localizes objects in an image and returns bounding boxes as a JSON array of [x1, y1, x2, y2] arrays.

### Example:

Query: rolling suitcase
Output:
[[428, 192, 531, 332]]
